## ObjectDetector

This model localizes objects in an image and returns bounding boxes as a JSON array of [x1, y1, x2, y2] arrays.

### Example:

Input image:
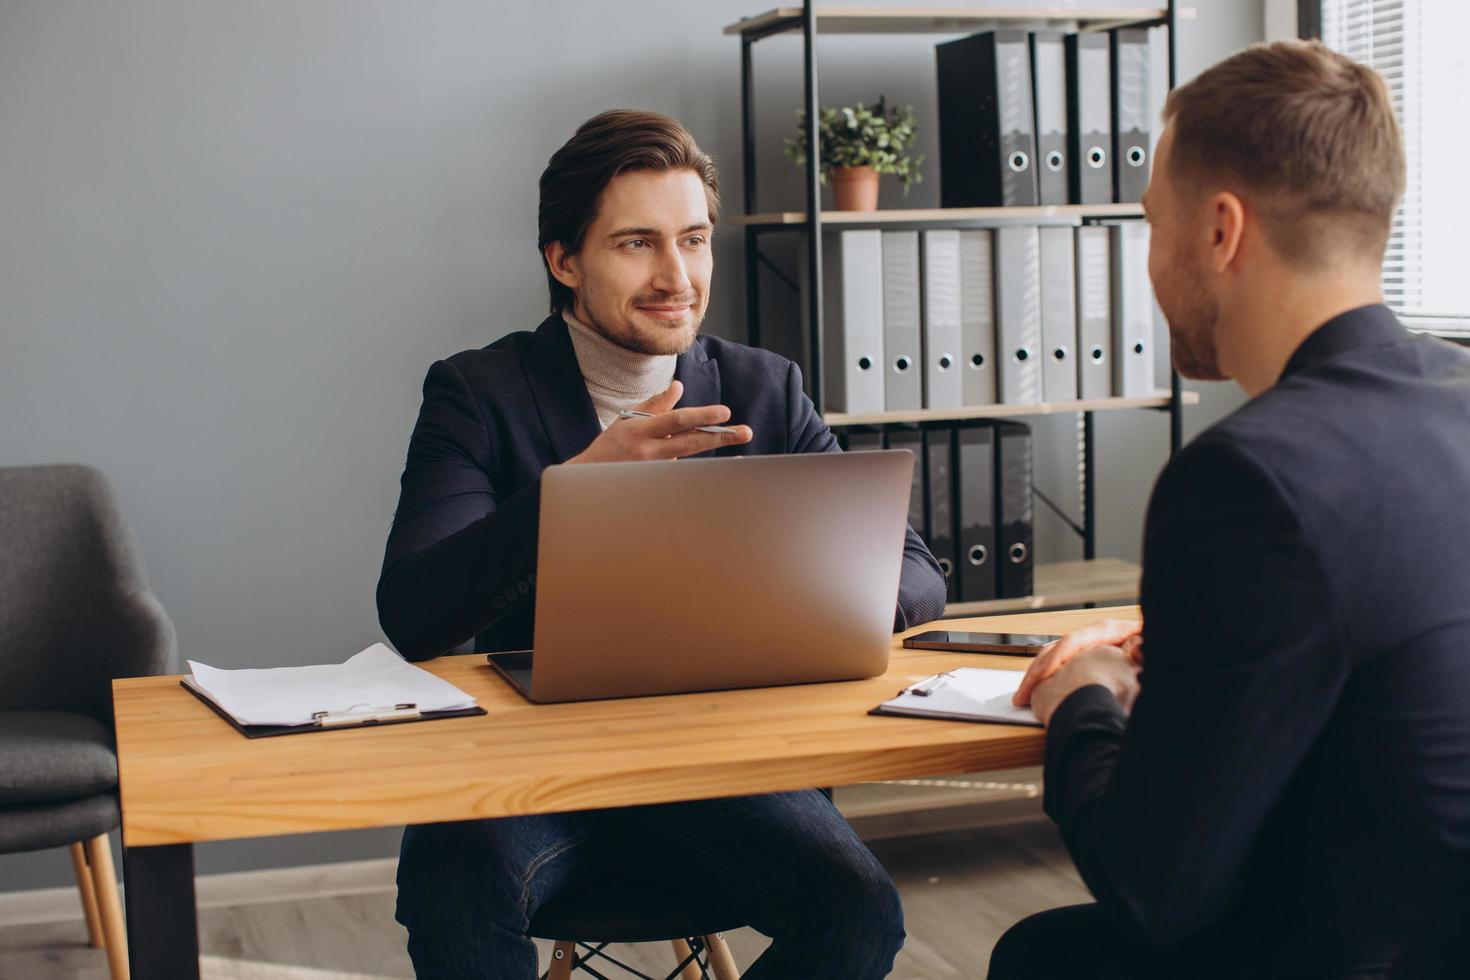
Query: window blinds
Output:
[[1322, 0, 1470, 332]]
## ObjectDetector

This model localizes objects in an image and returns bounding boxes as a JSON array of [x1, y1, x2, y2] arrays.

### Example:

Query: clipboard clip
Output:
[[901, 672, 954, 698], [312, 703, 421, 728]]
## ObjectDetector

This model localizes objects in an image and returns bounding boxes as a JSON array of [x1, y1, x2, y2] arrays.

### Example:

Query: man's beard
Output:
[[1158, 258, 1227, 381], [584, 296, 703, 357]]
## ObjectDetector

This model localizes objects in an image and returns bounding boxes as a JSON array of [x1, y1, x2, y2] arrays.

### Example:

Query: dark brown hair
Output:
[[1162, 39, 1404, 266], [538, 109, 721, 313]]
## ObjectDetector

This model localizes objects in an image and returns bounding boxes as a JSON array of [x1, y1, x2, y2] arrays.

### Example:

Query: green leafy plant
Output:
[[784, 96, 924, 193]]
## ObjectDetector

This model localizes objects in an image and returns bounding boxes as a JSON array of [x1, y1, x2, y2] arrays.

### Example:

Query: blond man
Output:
[[995, 40, 1470, 979]]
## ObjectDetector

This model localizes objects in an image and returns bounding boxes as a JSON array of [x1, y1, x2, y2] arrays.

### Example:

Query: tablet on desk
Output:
[[902, 630, 1059, 655]]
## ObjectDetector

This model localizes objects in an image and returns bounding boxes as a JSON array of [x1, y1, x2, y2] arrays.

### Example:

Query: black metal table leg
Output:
[[1082, 410, 1097, 560], [124, 842, 200, 979]]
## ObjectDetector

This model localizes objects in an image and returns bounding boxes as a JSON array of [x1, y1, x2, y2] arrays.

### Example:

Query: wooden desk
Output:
[[115, 606, 1137, 977]]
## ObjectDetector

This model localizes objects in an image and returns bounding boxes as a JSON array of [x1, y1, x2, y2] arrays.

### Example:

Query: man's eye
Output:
[[684, 236, 707, 247], [623, 239, 648, 250]]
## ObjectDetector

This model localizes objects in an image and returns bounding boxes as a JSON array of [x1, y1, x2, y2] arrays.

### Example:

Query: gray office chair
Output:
[[0, 464, 177, 980]]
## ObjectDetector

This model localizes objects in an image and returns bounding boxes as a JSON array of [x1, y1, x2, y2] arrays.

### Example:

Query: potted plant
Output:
[[784, 96, 923, 211]]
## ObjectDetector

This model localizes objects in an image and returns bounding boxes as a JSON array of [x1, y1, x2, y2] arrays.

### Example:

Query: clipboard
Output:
[[868, 668, 1041, 727], [180, 677, 486, 739]]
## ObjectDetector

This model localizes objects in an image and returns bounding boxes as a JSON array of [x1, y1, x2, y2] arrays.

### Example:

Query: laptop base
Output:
[[486, 651, 537, 702]]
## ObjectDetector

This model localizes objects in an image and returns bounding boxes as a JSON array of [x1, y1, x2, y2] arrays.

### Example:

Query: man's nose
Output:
[[651, 241, 692, 295]]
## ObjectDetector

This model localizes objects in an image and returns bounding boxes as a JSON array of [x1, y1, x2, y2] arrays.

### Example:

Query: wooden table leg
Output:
[[123, 842, 199, 979]]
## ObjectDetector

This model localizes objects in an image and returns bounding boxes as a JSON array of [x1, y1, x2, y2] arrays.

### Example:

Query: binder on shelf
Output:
[[1147, 26, 1169, 171], [995, 225, 1043, 405], [1111, 28, 1152, 203], [924, 427, 958, 603], [995, 420, 1035, 600], [1030, 31, 1070, 206], [1038, 226, 1079, 402], [1066, 32, 1113, 205], [1111, 222, 1156, 397], [956, 424, 997, 603], [959, 229, 998, 406], [885, 427, 929, 536], [921, 230, 963, 411], [815, 229, 885, 414], [936, 30, 1040, 207], [882, 230, 924, 411], [1075, 225, 1114, 399]]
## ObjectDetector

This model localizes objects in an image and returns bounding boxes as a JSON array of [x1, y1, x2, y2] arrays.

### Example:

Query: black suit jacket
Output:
[[377, 314, 947, 662], [1044, 305, 1470, 976]]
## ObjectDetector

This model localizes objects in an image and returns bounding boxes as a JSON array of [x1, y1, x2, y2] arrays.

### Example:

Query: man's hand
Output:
[[568, 381, 753, 464], [1013, 617, 1143, 707], [1030, 645, 1142, 726]]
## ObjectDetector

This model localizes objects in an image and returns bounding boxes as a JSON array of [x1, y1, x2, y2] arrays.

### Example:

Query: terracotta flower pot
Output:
[[830, 166, 880, 211]]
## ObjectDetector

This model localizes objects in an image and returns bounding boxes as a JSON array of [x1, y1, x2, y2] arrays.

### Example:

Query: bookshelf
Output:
[[728, 1, 1185, 616], [825, 389, 1197, 427], [723, 7, 1169, 37], [730, 202, 1145, 228], [944, 557, 1139, 616]]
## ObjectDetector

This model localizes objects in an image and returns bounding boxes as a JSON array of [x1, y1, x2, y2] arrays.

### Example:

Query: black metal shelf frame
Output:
[[733, 1, 1185, 564]]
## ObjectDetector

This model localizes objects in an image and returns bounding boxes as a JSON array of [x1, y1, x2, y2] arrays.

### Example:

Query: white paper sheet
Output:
[[186, 643, 477, 727], [876, 667, 1040, 726]]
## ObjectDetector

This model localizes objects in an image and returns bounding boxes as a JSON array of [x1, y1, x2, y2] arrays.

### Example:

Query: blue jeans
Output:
[[395, 789, 904, 979]]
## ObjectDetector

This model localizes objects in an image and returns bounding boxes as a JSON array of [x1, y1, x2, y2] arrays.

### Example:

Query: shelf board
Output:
[[825, 390, 1197, 427], [730, 203, 1144, 228], [724, 6, 1167, 37], [942, 558, 1140, 618], [835, 769, 1044, 841]]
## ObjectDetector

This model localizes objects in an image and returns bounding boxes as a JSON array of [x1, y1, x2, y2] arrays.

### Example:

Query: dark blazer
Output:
[[1044, 305, 1470, 977], [377, 314, 947, 662]]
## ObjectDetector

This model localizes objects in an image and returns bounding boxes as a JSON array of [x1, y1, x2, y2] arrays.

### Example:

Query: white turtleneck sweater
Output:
[[563, 309, 678, 430]]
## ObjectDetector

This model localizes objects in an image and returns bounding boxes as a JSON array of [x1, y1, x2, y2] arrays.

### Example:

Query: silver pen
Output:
[[904, 672, 953, 698], [617, 409, 738, 435]]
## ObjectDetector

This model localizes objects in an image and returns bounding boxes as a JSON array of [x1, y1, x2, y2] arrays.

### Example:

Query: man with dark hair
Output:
[[378, 108, 944, 978], [989, 40, 1470, 979]]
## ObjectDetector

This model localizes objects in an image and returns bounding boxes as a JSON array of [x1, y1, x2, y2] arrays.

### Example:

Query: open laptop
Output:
[[487, 449, 914, 703]]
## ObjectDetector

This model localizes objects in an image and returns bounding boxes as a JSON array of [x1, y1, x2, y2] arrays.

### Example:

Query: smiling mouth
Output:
[[638, 305, 692, 321]]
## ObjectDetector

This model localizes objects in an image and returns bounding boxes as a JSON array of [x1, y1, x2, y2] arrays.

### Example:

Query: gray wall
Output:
[[0, 0, 1259, 892]]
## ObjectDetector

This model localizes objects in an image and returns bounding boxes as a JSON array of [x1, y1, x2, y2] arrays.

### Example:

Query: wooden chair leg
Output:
[[670, 937, 703, 980], [68, 842, 105, 948], [83, 833, 130, 980], [704, 933, 740, 980], [547, 940, 576, 980]]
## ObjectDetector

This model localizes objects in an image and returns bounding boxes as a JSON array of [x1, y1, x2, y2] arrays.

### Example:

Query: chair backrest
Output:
[[0, 464, 175, 721]]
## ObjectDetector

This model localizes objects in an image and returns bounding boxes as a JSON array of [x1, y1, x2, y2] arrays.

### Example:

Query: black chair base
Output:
[[542, 935, 726, 980], [529, 875, 743, 979]]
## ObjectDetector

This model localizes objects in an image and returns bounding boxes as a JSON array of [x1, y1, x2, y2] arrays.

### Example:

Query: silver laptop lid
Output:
[[531, 450, 913, 702]]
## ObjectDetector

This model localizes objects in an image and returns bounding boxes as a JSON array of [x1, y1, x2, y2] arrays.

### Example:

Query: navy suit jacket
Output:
[[1044, 306, 1470, 976], [377, 314, 947, 661]]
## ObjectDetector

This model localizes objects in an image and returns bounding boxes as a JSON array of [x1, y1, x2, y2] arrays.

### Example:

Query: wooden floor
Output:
[[0, 820, 1088, 979]]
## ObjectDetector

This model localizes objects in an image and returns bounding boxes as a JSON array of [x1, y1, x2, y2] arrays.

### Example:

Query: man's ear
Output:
[[1208, 190, 1246, 274], [544, 241, 580, 291]]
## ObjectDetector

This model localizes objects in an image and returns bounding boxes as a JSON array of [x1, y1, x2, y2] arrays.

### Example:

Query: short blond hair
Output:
[[1162, 39, 1404, 267]]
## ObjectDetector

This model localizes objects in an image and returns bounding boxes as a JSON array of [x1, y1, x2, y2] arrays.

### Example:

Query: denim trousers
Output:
[[395, 789, 904, 979]]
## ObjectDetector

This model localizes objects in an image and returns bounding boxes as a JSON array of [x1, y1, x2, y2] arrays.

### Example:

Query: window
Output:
[[1319, 0, 1470, 335]]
